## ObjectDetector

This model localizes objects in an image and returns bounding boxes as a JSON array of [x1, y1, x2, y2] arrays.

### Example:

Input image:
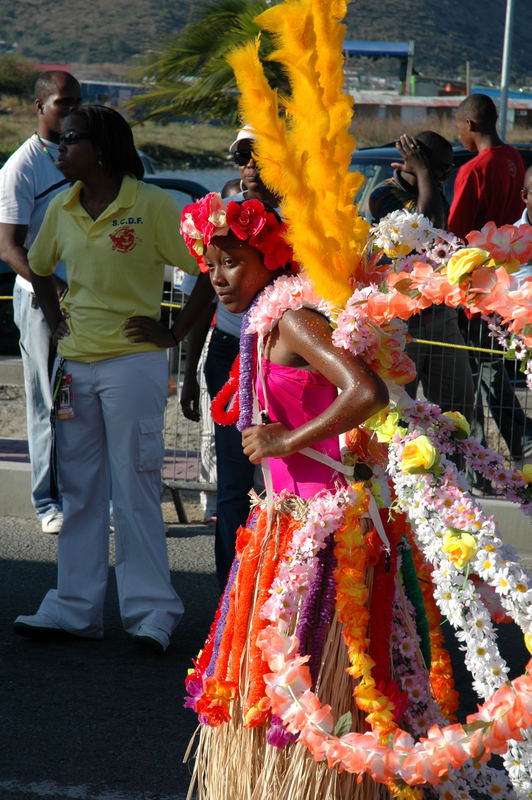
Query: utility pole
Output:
[[499, 0, 515, 139]]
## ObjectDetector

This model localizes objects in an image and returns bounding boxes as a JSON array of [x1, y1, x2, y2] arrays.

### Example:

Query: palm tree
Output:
[[127, 0, 285, 124]]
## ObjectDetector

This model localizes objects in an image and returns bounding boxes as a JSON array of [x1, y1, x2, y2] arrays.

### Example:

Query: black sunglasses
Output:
[[59, 130, 91, 145], [233, 149, 254, 166]]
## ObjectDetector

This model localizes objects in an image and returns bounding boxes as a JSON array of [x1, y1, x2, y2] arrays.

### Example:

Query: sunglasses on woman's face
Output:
[[59, 130, 91, 145], [233, 149, 254, 166]]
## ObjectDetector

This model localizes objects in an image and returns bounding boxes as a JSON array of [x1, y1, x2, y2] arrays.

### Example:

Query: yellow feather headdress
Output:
[[226, 0, 368, 307]]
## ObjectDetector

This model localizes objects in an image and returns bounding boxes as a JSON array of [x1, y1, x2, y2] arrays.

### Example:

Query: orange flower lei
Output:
[[333, 489, 398, 738], [244, 509, 296, 726]]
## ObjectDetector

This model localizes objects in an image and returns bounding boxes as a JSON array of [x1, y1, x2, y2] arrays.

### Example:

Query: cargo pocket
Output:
[[135, 416, 164, 472]]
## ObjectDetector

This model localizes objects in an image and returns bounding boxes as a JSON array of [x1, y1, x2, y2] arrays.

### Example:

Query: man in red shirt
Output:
[[448, 93, 525, 239], [448, 93, 531, 473]]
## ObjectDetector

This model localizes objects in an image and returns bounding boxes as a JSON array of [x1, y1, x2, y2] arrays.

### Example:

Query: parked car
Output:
[[351, 143, 532, 221], [0, 174, 208, 355]]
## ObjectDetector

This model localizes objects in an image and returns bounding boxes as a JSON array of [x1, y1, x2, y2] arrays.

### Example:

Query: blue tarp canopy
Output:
[[342, 41, 412, 57]]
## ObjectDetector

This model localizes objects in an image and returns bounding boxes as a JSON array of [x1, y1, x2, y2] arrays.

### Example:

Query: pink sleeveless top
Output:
[[255, 358, 345, 499]]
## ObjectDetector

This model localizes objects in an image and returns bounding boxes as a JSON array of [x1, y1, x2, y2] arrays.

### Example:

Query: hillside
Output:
[[343, 0, 532, 86], [0, 0, 530, 87]]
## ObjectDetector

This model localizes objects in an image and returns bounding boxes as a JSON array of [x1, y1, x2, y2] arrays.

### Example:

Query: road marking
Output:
[[0, 780, 195, 800]]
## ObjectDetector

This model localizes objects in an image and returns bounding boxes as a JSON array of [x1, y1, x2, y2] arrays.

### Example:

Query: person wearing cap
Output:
[[178, 126, 281, 590], [228, 125, 279, 207]]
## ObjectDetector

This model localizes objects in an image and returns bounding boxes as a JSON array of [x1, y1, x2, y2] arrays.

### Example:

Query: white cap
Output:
[[229, 125, 257, 153]]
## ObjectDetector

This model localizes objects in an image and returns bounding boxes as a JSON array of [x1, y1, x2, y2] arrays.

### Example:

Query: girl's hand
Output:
[[242, 422, 291, 463], [123, 316, 176, 348]]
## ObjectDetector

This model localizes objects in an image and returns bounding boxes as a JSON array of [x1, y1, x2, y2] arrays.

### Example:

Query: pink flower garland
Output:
[[259, 633, 532, 787]]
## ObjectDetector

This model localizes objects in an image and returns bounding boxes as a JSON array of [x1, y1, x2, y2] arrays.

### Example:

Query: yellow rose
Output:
[[525, 632, 532, 656], [446, 248, 492, 285], [518, 464, 532, 484], [442, 411, 471, 439], [442, 530, 478, 570], [401, 435, 440, 473]]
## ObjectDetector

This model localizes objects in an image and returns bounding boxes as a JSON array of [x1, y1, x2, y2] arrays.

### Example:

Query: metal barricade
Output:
[[407, 307, 531, 477], [162, 278, 217, 522]]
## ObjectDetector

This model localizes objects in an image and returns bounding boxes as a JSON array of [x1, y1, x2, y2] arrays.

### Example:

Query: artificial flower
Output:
[[446, 248, 493, 285], [400, 435, 441, 474], [441, 529, 478, 570], [364, 408, 407, 443], [518, 464, 532, 484], [442, 411, 471, 439], [226, 198, 267, 240]]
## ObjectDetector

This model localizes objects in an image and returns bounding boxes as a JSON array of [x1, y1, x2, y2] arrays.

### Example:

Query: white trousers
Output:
[[37, 351, 183, 639]]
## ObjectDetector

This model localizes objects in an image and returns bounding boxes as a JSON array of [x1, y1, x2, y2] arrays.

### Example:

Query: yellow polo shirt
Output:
[[29, 174, 198, 362]]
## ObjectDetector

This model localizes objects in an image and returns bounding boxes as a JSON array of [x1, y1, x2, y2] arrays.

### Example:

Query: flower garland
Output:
[[358, 217, 532, 356], [401, 399, 532, 518], [259, 622, 532, 789], [244, 273, 334, 338], [387, 431, 532, 795], [210, 354, 240, 426]]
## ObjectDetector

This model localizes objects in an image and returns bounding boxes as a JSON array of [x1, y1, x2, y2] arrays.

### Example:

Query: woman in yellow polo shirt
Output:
[[13, 105, 198, 654]]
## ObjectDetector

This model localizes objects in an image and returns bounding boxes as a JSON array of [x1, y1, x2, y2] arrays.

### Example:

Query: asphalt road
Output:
[[1, 515, 530, 800], [0, 515, 219, 800]]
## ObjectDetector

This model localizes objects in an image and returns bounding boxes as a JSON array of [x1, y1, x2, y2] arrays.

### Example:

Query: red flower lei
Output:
[[210, 354, 240, 426]]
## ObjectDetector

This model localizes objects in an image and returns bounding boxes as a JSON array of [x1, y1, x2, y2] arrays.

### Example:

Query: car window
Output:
[[159, 187, 198, 209], [350, 163, 393, 219]]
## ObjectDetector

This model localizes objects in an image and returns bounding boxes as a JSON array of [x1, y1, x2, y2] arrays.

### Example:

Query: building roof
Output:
[[342, 41, 413, 58]]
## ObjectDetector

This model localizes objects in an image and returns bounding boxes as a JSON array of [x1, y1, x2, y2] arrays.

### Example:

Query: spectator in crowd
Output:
[[513, 165, 532, 286], [178, 174, 244, 524], [0, 70, 82, 534], [448, 93, 525, 237], [179, 126, 279, 590], [448, 94, 532, 469], [14, 105, 198, 654], [368, 131, 474, 422]]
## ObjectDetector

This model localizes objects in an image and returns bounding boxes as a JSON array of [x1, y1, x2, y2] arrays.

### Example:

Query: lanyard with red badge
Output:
[[52, 358, 75, 419]]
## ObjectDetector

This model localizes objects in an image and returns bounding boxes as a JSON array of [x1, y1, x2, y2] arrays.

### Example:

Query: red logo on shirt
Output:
[[109, 226, 140, 252]]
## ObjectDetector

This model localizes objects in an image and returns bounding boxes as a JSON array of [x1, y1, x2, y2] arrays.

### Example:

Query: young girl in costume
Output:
[[181, 194, 400, 800]]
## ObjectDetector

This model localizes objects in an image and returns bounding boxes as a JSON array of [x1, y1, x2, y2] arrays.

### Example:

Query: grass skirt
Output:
[[185, 496, 394, 799]]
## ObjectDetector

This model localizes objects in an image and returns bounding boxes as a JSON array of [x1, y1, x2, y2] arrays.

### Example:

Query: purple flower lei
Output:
[[236, 293, 261, 432], [295, 532, 338, 687]]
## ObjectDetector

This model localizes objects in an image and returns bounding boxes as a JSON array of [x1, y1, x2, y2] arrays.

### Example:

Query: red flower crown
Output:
[[180, 192, 297, 273]]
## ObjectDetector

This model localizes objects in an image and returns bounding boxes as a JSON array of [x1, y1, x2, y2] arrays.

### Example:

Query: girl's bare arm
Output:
[[242, 308, 389, 463]]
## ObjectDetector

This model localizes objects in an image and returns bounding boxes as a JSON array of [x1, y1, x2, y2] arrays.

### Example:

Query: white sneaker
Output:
[[41, 511, 64, 534]]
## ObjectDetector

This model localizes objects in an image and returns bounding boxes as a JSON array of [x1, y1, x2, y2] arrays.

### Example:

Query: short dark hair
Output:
[[34, 70, 79, 102], [456, 94, 498, 129], [221, 178, 241, 199], [68, 105, 144, 180]]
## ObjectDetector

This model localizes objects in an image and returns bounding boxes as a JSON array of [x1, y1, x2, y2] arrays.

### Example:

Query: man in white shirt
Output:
[[514, 166, 532, 287], [0, 70, 82, 533]]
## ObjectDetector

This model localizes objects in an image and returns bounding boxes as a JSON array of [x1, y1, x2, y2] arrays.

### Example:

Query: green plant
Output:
[[0, 56, 39, 98]]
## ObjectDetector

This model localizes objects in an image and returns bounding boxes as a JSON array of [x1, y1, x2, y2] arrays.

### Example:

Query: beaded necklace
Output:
[[34, 132, 59, 167]]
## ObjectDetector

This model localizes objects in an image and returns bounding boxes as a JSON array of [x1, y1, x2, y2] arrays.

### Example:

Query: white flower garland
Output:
[[388, 433, 532, 795]]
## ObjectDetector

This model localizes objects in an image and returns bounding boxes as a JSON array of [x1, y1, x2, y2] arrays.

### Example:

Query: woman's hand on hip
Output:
[[123, 316, 176, 348]]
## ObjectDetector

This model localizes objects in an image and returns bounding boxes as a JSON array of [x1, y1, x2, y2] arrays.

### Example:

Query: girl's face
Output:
[[57, 114, 100, 181], [205, 235, 273, 313]]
